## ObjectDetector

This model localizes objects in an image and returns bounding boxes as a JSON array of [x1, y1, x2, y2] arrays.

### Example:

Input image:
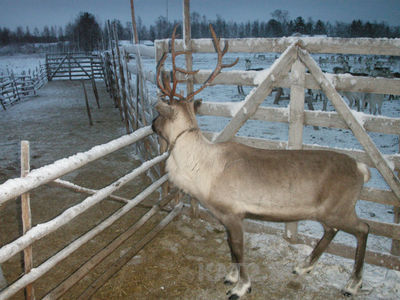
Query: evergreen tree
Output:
[[71, 12, 101, 52], [314, 20, 327, 35], [293, 16, 306, 34]]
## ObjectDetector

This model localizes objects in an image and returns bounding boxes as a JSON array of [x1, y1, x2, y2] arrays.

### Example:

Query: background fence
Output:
[[0, 65, 47, 110], [46, 52, 104, 81]]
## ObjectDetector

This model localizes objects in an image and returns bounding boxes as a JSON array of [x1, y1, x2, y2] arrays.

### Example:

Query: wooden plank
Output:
[[288, 60, 306, 149], [361, 217, 400, 240], [198, 101, 400, 136], [166, 36, 400, 56], [186, 69, 400, 96], [42, 189, 177, 299], [70, 56, 92, 78], [47, 55, 68, 81], [183, 0, 199, 218], [213, 42, 298, 143], [298, 46, 400, 203], [81, 81, 93, 126], [0, 175, 169, 300], [285, 59, 306, 241], [20, 141, 35, 300]]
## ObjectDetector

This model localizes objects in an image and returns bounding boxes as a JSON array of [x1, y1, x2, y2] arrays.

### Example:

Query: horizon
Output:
[[0, 0, 400, 32]]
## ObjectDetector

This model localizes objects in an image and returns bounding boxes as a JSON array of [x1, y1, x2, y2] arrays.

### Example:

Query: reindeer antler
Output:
[[156, 24, 239, 102]]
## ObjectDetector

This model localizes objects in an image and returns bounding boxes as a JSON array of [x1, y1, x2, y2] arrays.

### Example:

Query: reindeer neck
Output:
[[168, 127, 199, 153]]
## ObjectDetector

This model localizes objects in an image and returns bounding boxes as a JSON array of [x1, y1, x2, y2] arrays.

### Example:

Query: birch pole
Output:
[[285, 59, 306, 242], [21, 141, 35, 300], [183, 0, 198, 217]]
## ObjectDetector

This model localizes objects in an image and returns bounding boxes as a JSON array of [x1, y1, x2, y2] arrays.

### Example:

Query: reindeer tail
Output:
[[357, 162, 371, 183]]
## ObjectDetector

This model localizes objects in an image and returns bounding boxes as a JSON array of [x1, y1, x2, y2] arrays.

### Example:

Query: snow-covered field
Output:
[[0, 53, 45, 75]]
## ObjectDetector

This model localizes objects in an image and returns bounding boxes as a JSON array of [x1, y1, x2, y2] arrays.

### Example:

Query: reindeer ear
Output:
[[193, 99, 202, 113], [155, 100, 174, 119]]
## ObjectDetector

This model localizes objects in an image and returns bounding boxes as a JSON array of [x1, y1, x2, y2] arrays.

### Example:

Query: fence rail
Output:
[[0, 126, 180, 299]]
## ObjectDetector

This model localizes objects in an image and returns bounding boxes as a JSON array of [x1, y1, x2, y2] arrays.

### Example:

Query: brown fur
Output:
[[152, 100, 370, 298]]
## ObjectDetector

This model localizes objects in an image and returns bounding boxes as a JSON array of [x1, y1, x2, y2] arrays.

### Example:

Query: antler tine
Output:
[[156, 52, 172, 101], [186, 24, 239, 101], [170, 24, 180, 101], [156, 26, 186, 102]]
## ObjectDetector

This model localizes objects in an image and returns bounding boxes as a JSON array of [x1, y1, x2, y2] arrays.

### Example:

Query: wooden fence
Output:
[[152, 35, 400, 270], [101, 13, 400, 271], [0, 65, 47, 110], [102, 37, 160, 174], [0, 126, 181, 299], [100, 29, 400, 272], [46, 52, 104, 81]]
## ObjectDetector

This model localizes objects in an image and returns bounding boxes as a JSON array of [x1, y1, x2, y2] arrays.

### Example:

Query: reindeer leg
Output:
[[342, 221, 369, 296], [293, 225, 338, 275], [223, 218, 251, 300], [224, 229, 239, 285]]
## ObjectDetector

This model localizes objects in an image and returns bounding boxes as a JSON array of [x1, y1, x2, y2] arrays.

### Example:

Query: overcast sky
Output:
[[1, 0, 400, 31]]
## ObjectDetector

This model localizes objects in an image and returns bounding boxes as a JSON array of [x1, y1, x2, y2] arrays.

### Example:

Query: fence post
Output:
[[11, 73, 20, 104], [68, 54, 72, 80], [113, 23, 131, 134], [21, 141, 35, 300], [81, 81, 93, 126], [392, 136, 400, 255], [45, 54, 50, 81], [183, 0, 199, 218], [90, 57, 100, 108], [108, 20, 124, 121], [285, 58, 306, 242]]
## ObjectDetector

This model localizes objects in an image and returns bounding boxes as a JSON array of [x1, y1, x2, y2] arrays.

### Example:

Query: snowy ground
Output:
[[0, 53, 45, 75], [0, 54, 399, 299]]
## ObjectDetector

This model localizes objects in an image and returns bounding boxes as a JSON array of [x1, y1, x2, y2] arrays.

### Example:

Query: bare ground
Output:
[[0, 80, 399, 299]]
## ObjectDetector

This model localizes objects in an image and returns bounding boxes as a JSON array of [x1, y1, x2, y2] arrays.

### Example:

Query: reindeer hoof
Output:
[[293, 263, 314, 275], [342, 278, 362, 296], [226, 285, 251, 299], [224, 279, 234, 285], [228, 294, 240, 300]]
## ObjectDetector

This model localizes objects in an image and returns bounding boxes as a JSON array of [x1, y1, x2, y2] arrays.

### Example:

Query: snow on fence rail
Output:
[[153, 36, 400, 270], [0, 65, 47, 110], [0, 126, 180, 299]]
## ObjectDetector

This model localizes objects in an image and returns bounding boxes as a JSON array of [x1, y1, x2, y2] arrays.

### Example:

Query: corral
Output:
[[0, 1, 400, 299]]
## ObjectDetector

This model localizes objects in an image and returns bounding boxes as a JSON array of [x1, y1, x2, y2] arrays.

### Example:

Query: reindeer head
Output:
[[152, 24, 238, 149]]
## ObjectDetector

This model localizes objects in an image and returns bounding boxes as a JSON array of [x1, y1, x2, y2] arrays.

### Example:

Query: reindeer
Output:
[[152, 25, 371, 299]]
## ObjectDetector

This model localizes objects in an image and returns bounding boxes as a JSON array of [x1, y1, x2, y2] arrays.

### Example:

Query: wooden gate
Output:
[[46, 53, 104, 81]]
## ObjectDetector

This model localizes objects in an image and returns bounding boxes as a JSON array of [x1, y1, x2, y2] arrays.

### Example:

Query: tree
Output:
[[16, 26, 24, 43], [0, 27, 11, 45], [314, 20, 327, 35], [70, 12, 101, 52], [350, 20, 363, 37], [293, 16, 306, 34], [265, 19, 283, 37]]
